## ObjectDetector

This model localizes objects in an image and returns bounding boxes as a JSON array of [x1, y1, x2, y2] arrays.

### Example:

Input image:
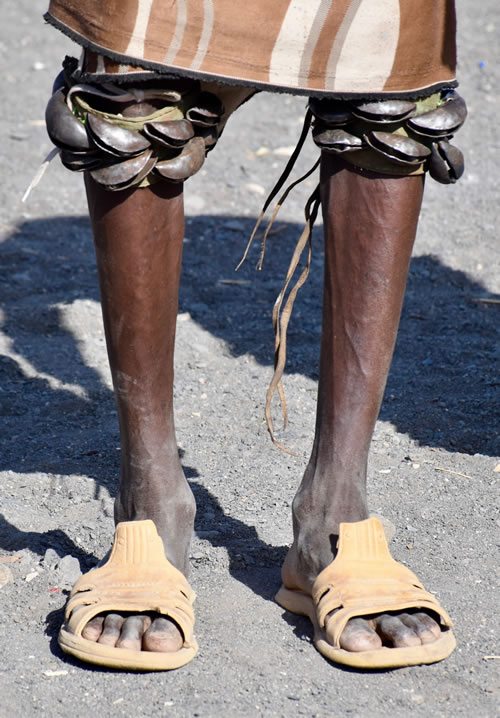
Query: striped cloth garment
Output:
[[45, 0, 457, 97]]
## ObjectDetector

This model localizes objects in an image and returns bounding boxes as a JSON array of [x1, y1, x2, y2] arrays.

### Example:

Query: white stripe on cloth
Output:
[[327, 0, 400, 92], [164, 0, 188, 64], [299, 0, 333, 82], [124, 0, 155, 59], [269, 0, 327, 87], [191, 0, 215, 71]]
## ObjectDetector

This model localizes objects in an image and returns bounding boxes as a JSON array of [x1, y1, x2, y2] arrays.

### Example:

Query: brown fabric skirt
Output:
[[45, 0, 458, 99]]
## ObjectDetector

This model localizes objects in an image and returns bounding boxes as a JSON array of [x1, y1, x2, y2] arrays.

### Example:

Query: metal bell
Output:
[[365, 131, 431, 166], [407, 91, 467, 138], [352, 99, 416, 123], [45, 89, 91, 150], [309, 98, 352, 126], [155, 136, 206, 181], [86, 113, 151, 157], [142, 119, 195, 148], [90, 149, 156, 190], [428, 141, 465, 184], [312, 127, 363, 153]]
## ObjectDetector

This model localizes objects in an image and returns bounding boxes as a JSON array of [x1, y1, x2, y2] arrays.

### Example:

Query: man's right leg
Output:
[[81, 177, 194, 652]]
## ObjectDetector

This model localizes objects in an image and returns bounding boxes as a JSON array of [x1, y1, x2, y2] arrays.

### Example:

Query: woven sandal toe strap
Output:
[[315, 578, 452, 648], [65, 583, 195, 646]]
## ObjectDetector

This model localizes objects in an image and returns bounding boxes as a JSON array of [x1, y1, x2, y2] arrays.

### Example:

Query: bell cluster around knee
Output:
[[45, 71, 224, 191], [309, 89, 467, 184]]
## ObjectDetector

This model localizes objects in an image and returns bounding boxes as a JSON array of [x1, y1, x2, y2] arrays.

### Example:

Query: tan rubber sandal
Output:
[[275, 517, 456, 669], [58, 520, 198, 671]]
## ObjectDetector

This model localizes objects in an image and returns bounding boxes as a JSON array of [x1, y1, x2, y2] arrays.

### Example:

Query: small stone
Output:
[[273, 146, 295, 157], [412, 463, 420, 469], [0, 566, 13, 589], [56, 555, 81, 588], [43, 670, 68, 677], [411, 694, 425, 705], [43, 548, 60, 570], [255, 146, 270, 157], [245, 182, 266, 196], [25, 571, 39, 583], [494, 463, 500, 473]]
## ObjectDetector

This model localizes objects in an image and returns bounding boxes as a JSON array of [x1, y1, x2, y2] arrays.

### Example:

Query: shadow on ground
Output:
[[1, 214, 498, 589]]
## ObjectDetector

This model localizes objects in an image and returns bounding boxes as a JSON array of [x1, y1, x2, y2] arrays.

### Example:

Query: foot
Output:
[[81, 476, 196, 654], [331, 610, 442, 652], [283, 506, 444, 652], [81, 613, 184, 652]]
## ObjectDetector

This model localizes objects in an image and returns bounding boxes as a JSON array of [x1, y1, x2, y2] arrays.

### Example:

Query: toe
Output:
[[81, 615, 104, 642], [335, 617, 383, 652], [97, 613, 125, 647], [400, 612, 442, 644], [116, 615, 151, 651], [375, 614, 422, 648], [143, 617, 184, 652]]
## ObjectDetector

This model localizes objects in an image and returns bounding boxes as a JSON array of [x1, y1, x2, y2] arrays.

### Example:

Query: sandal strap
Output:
[[64, 520, 196, 647], [311, 518, 453, 647]]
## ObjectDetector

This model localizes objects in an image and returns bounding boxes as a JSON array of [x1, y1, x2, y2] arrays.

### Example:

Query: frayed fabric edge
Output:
[[44, 13, 458, 101]]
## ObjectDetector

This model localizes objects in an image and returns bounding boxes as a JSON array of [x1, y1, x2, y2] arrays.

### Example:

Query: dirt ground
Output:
[[0, 2, 498, 716]]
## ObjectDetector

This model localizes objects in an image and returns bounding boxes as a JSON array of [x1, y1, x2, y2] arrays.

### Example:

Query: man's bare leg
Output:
[[80, 177, 193, 652], [283, 156, 442, 651]]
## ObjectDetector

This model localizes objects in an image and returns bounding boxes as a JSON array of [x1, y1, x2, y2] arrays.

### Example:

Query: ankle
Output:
[[115, 465, 196, 573], [294, 460, 369, 527]]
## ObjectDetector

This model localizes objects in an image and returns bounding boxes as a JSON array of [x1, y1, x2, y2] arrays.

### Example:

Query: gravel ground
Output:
[[0, 2, 498, 717]]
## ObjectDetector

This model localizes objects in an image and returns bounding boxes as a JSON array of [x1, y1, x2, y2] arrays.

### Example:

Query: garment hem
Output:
[[45, 12, 458, 101]]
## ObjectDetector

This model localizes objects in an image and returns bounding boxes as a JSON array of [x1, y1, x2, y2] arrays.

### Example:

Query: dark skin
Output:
[[79, 156, 441, 653]]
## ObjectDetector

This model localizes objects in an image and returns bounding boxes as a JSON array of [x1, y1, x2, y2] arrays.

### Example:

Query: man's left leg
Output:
[[281, 155, 447, 655]]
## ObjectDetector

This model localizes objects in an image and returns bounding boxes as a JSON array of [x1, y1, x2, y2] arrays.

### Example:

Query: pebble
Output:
[[0, 566, 13, 589], [273, 146, 295, 157], [42, 548, 59, 569], [56, 555, 82, 588], [24, 571, 39, 582], [245, 182, 266, 196]]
